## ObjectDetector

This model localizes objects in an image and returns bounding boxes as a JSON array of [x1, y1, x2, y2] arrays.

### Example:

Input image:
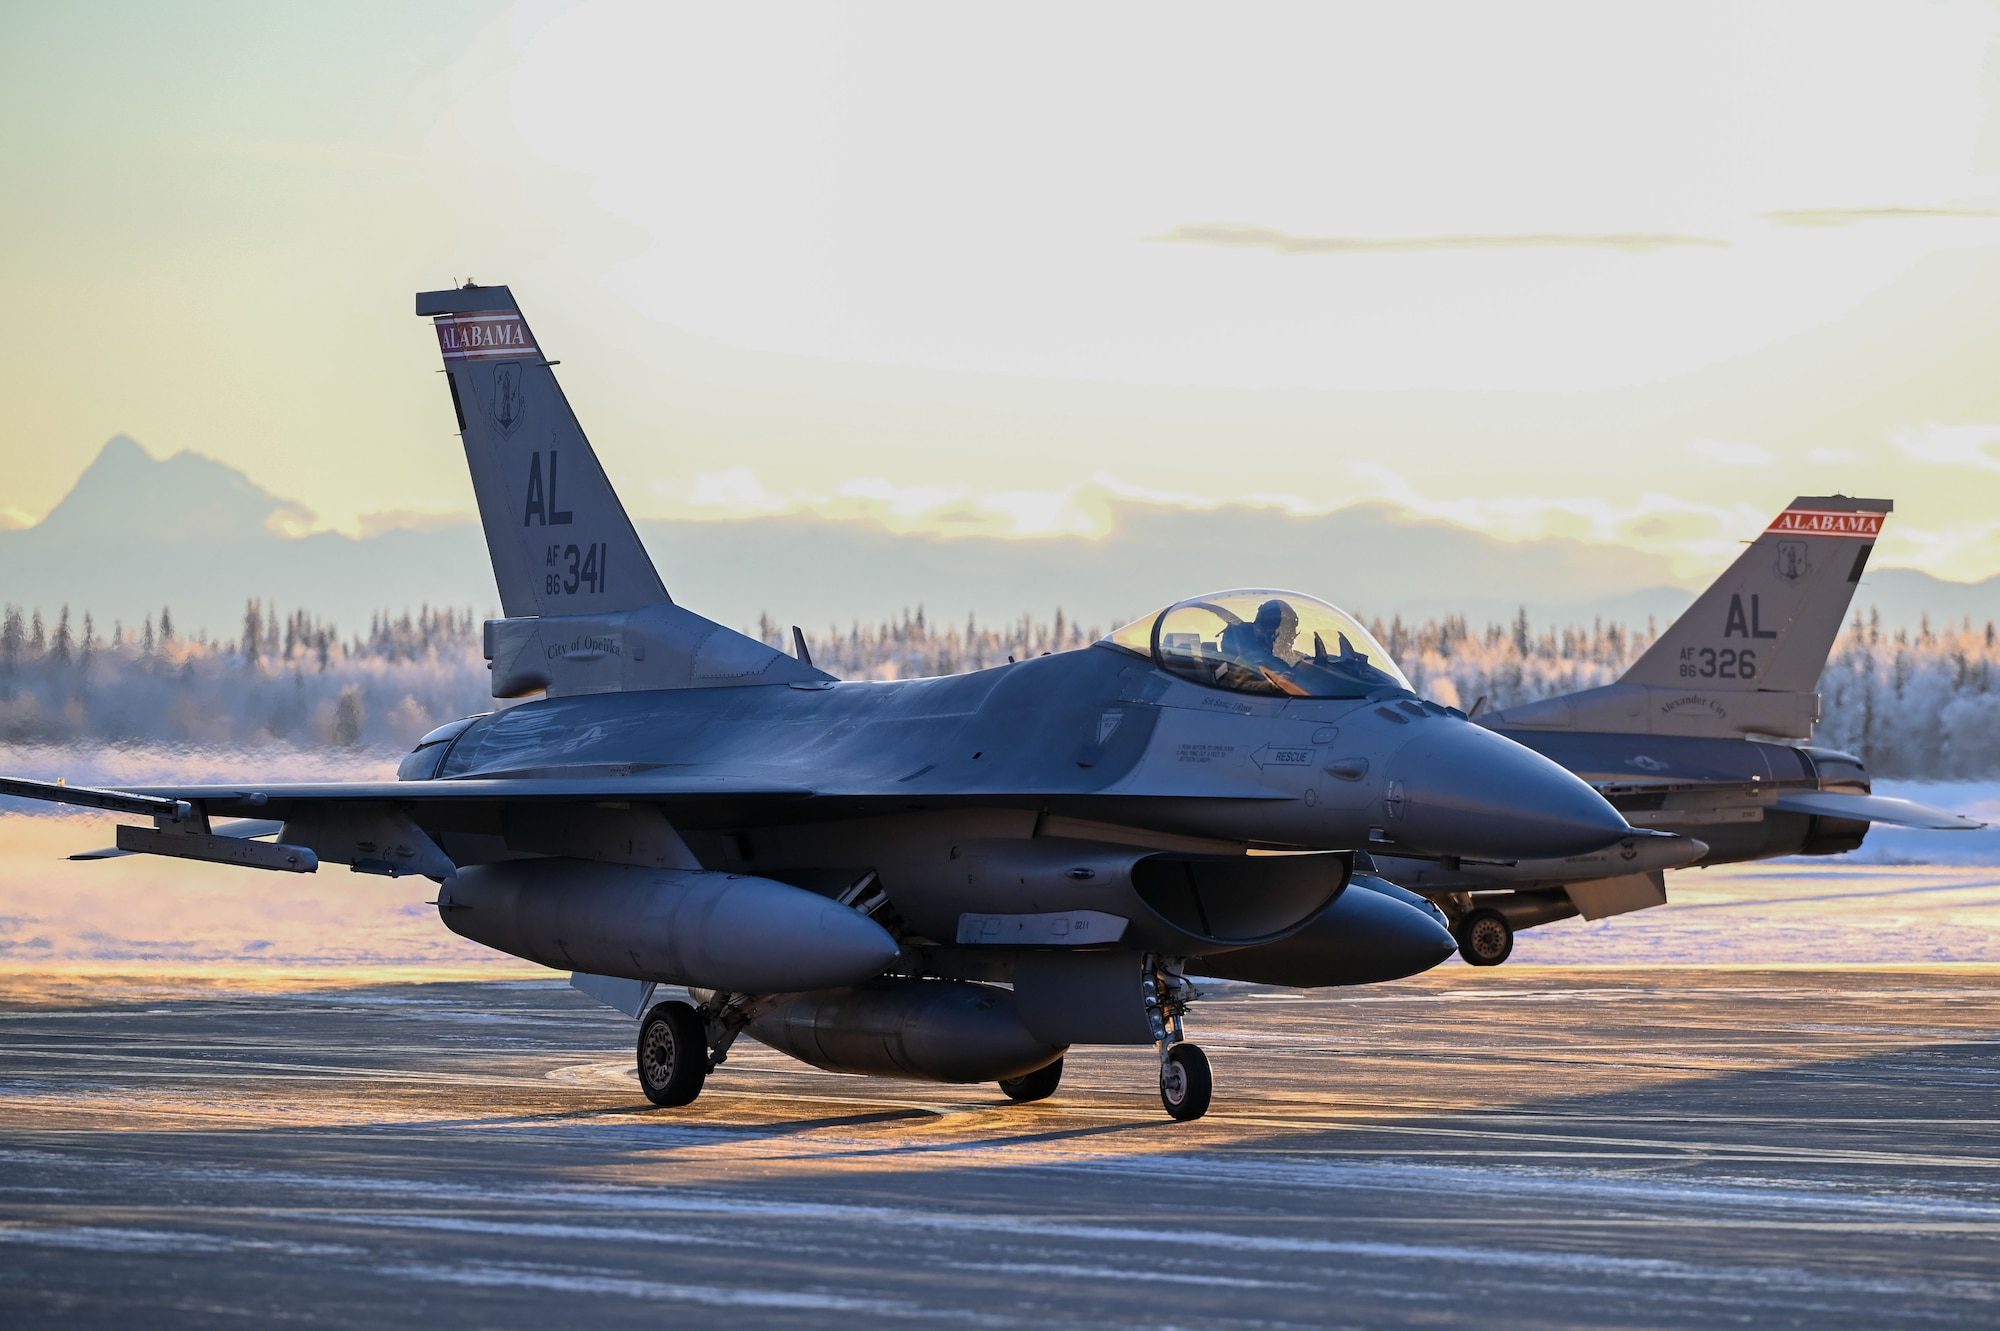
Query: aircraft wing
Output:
[[2, 771, 826, 879], [2, 770, 1298, 821], [1770, 790, 1984, 831], [3, 768, 1291, 880], [0, 773, 815, 821]]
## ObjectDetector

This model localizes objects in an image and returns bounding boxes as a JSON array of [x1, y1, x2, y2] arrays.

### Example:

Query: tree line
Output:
[[0, 598, 1992, 778]]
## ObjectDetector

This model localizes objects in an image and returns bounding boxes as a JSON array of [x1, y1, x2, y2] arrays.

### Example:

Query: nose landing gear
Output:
[[1146, 956, 1213, 1121], [1160, 1043, 1212, 1120]]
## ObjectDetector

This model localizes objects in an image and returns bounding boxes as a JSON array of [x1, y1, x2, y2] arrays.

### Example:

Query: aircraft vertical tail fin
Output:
[[416, 285, 669, 619], [1485, 496, 1888, 738], [1618, 496, 1889, 693]]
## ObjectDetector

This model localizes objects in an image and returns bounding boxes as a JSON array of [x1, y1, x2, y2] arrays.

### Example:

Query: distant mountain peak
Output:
[[31, 435, 315, 547], [93, 433, 154, 466]]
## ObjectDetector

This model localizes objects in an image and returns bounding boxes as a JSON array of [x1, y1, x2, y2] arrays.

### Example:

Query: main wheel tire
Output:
[[1456, 907, 1515, 967], [637, 1000, 708, 1108], [998, 1056, 1065, 1103], [1159, 1043, 1213, 1122]]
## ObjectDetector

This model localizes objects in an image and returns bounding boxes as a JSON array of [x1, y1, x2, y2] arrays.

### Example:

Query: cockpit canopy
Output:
[[1104, 589, 1412, 700]]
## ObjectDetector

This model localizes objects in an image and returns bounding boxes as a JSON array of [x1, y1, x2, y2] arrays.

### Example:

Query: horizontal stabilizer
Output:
[[1772, 791, 1984, 830]]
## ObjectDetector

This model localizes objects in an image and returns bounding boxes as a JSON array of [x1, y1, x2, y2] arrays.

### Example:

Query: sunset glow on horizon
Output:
[[5, 2, 2000, 581]]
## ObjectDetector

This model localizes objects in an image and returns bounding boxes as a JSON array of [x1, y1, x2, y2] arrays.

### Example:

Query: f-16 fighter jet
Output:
[[1375, 496, 1983, 966], [0, 284, 1640, 1121]]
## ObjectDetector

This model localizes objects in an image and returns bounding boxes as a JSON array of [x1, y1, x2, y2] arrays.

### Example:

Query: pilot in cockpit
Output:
[[1108, 587, 1410, 699], [1219, 598, 1302, 677]]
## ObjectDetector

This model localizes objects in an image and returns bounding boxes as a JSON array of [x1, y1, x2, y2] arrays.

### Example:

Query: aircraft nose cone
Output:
[[1386, 721, 1632, 861]]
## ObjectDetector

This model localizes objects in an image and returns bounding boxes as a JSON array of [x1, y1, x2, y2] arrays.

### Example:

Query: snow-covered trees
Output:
[[0, 597, 1992, 776], [0, 599, 488, 751]]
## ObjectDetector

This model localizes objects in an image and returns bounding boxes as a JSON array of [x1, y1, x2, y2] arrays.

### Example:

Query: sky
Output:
[[6, 1, 2000, 581]]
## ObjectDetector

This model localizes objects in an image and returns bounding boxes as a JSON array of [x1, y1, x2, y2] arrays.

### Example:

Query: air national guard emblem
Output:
[[1774, 540, 1809, 582], [492, 362, 525, 435]]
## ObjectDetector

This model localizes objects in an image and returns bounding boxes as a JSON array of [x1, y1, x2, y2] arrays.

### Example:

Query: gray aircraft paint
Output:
[[1486, 496, 1891, 740], [418, 287, 668, 619], [0, 283, 1665, 1113]]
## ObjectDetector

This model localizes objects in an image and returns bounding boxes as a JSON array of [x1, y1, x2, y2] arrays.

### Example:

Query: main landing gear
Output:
[[638, 990, 773, 1108], [637, 999, 706, 1107], [1147, 956, 1213, 1121], [1455, 907, 1514, 967]]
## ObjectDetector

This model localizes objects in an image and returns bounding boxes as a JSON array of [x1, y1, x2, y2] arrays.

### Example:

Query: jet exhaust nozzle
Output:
[[440, 859, 898, 993], [1389, 722, 1634, 861]]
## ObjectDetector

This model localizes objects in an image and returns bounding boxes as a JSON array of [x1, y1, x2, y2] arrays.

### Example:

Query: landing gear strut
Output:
[[1455, 907, 1514, 967], [1146, 956, 1212, 1121]]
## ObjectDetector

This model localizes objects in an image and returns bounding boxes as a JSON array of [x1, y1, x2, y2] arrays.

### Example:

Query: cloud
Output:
[[353, 507, 476, 539], [686, 466, 790, 516], [1153, 223, 1730, 257], [1893, 423, 2000, 471], [1877, 517, 2000, 573], [1345, 462, 1768, 573], [663, 461, 1785, 574], [1764, 206, 2000, 228], [970, 490, 1101, 538], [1808, 447, 1862, 465], [1689, 439, 1775, 467], [668, 467, 1329, 541], [259, 500, 319, 540], [835, 478, 969, 519]]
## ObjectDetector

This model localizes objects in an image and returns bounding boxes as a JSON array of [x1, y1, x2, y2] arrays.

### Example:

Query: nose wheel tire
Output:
[[637, 999, 708, 1107], [1160, 1043, 1213, 1121], [999, 1056, 1065, 1103], [1456, 908, 1514, 967]]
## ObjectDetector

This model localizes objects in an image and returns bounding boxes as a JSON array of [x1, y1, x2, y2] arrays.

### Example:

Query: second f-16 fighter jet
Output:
[[1376, 496, 1983, 965], [0, 284, 1641, 1120]]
